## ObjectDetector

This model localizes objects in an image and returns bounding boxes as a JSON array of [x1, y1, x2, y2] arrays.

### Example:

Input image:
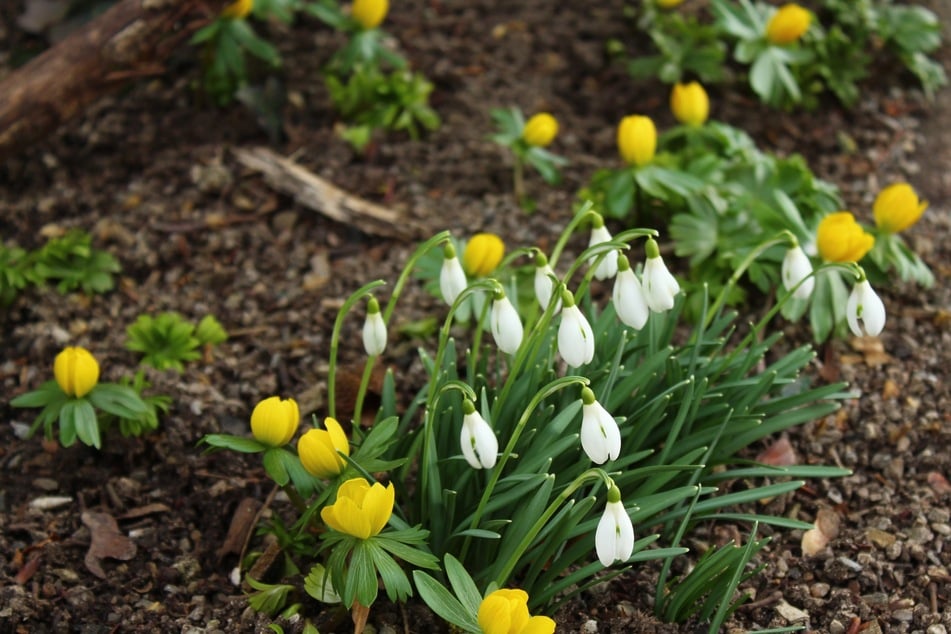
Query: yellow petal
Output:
[[463, 233, 505, 277], [477, 593, 513, 634], [523, 616, 556, 634], [298, 429, 344, 478], [364, 482, 395, 537], [521, 113, 559, 148], [325, 417, 351, 456], [617, 115, 657, 167], [323, 495, 372, 539]]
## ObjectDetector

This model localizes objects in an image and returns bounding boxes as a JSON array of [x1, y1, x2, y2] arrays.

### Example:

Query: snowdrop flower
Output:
[[846, 276, 886, 337], [642, 238, 680, 312], [491, 289, 523, 355], [596, 484, 635, 567], [580, 387, 621, 464], [781, 244, 815, 300], [439, 242, 467, 305], [612, 253, 649, 329], [588, 214, 618, 280], [533, 251, 561, 313], [362, 296, 387, 356], [557, 289, 595, 368], [460, 400, 498, 469]]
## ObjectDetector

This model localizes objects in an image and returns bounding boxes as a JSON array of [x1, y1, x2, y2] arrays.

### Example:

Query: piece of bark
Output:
[[216, 496, 262, 562], [233, 146, 423, 239], [0, 0, 230, 161]]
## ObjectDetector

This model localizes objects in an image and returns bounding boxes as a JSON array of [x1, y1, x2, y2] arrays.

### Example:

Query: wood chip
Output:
[[216, 497, 262, 562]]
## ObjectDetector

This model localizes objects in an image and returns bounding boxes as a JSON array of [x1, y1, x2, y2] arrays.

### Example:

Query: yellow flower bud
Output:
[[873, 183, 927, 234], [250, 396, 299, 447], [53, 346, 100, 398], [766, 4, 811, 45], [220, 0, 253, 20], [320, 477, 394, 539], [617, 115, 657, 167], [656, 0, 685, 8], [298, 417, 350, 479], [477, 589, 556, 634], [463, 233, 505, 277], [816, 212, 875, 263], [351, 0, 388, 29], [521, 113, 559, 148], [670, 81, 710, 127]]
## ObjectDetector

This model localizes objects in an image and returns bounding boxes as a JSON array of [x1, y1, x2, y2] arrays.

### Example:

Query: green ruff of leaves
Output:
[[125, 312, 227, 372], [32, 230, 120, 295]]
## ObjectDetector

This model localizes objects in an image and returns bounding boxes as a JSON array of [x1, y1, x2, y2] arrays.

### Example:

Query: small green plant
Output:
[[0, 243, 36, 306], [126, 313, 228, 372], [191, 0, 283, 105], [32, 230, 121, 295], [490, 108, 568, 210], [309, 0, 440, 151], [10, 346, 152, 449]]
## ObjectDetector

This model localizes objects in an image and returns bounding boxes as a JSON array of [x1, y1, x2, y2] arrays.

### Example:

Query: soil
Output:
[[1, 1, 950, 633]]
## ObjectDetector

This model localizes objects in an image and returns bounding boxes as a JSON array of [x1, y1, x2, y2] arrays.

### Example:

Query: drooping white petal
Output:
[[558, 304, 595, 368], [534, 264, 561, 313], [460, 411, 498, 469], [595, 500, 635, 567], [580, 400, 621, 464], [589, 226, 618, 280], [781, 246, 815, 300], [846, 279, 886, 337], [642, 255, 680, 312], [491, 295, 523, 355], [362, 311, 387, 356], [439, 256, 467, 306], [612, 267, 649, 329]]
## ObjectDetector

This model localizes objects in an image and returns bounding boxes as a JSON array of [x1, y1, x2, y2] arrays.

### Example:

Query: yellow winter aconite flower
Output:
[[617, 115, 657, 167], [766, 4, 811, 45], [221, 0, 253, 19], [816, 212, 875, 263], [352, 0, 389, 29], [670, 81, 710, 127], [521, 113, 559, 148], [463, 233, 505, 276], [320, 478, 394, 539], [298, 417, 350, 479], [873, 183, 928, 234], [250, 396, 300, 447], [477, 589, 556, 634], [656, 0, 685, 8], [54, 346, 100, 398]]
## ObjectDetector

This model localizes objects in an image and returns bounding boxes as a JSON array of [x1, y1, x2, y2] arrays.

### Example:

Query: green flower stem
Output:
[[466, 296, 493, 386], [382, 231, 452, 324], [513, 156, 526, 204], [550, 201, 597, 268], [732, 260, 863, 356], [282, 483, 308, 514], [419, 280, 501, 523], [492, 468, 613, 587], [703, 231, 797, 331], [351, 356, 378, 431], [328, 279, 386, 421], [461, 375, 590, 561]]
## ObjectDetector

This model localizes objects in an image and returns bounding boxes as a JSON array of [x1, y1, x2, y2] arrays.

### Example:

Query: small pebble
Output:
[[810, 583, 830, 598], [927, 625, 947, 634], [582, 619, 598, 633]]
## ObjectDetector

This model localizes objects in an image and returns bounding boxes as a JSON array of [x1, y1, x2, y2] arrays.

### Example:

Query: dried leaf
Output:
[[756, 435, 798, 466], [118, 503, 171, 520], [82, 511, 137, 579], [881, 379, 900, 400], [14, 556, 41, 584], [216, 497, 262, 562], [802, 508, 839, 556]]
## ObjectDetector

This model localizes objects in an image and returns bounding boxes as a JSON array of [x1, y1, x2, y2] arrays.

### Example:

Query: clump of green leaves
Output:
[[622, 0, 945, 109], [308, 0, 440, 151], [0, 230, 120, 305], [191, 1, 283, 105], [126, 312, 228, 372]]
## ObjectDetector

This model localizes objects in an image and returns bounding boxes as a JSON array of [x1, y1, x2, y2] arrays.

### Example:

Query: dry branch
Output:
[[233, 146, 421, 239], [0, 0, 229, 161]]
